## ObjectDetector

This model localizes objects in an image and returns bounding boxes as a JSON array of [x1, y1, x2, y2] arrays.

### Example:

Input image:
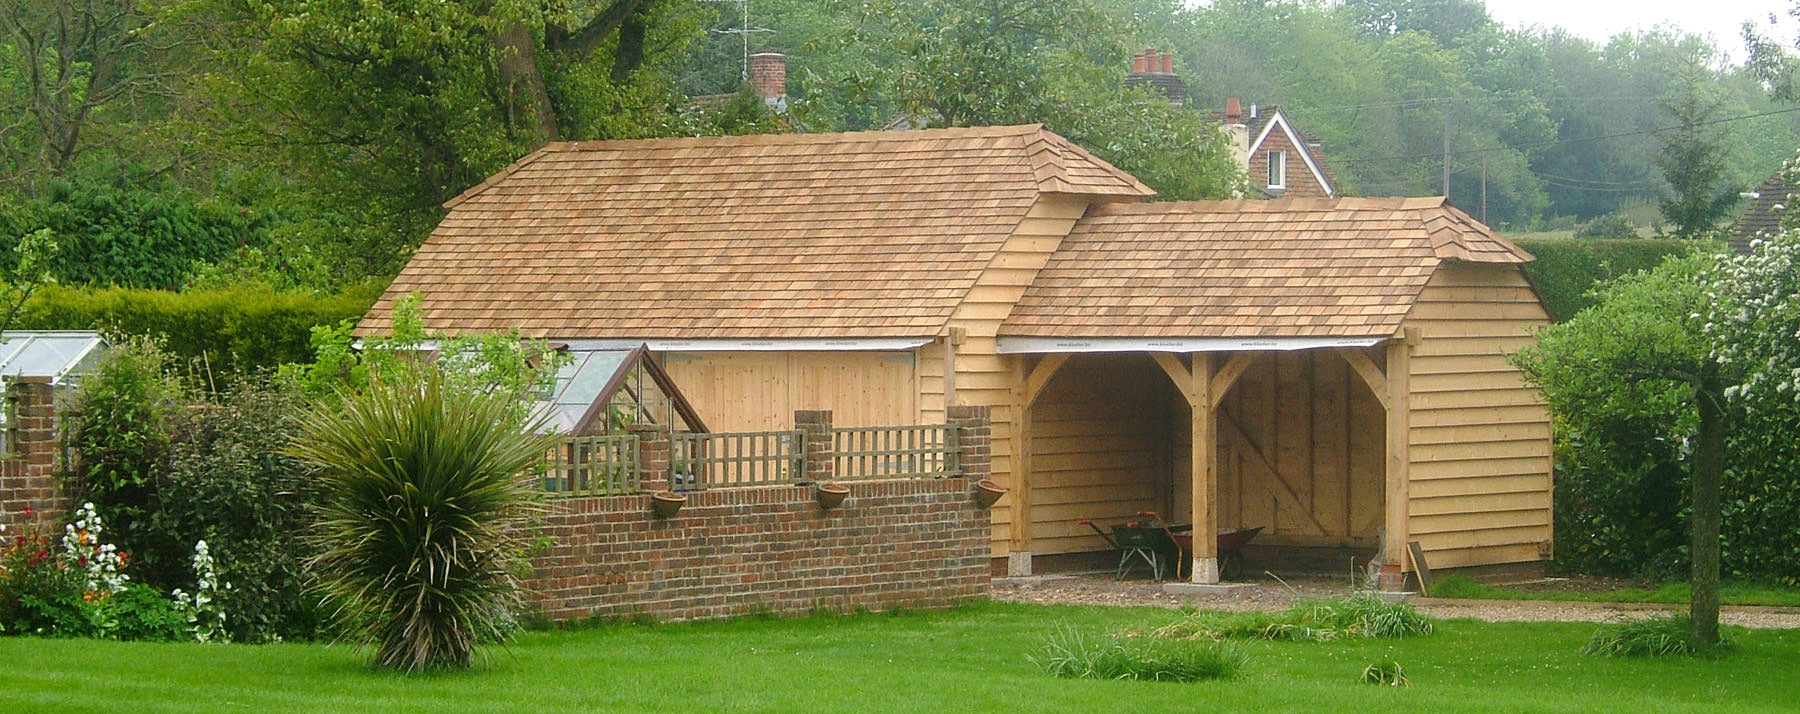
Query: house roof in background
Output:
[[360, 125, 1152, 339], [1730, 173, 1795, 253], [999, 197, 1532, 339]]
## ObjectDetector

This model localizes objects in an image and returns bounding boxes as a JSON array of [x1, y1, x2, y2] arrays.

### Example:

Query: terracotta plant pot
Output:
[[974, 478, 1007, 508], [815, 482, 851, 510], [650, 490, 686, 519]]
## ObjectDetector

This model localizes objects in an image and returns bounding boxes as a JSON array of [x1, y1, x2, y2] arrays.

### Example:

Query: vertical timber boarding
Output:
[[918, 195, 1092, 573], [1401, 262, 1555, 571]]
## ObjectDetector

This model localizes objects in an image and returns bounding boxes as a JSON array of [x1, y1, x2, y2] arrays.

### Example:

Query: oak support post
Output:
[[1190, 353, 1219, 584], [1381, 330, 1416, 590]]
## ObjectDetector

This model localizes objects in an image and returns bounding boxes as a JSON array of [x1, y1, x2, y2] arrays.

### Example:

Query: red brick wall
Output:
[[1, 377, 68, 530], [526, 477, 992, 623]]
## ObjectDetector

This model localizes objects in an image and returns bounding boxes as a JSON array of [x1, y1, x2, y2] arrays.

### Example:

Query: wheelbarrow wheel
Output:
[[1221, 551, 1246, 581]]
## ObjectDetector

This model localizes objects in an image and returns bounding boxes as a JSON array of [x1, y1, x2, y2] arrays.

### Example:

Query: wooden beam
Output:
[[1384, 336, 1413, 571], [1208, 352, 1256, 408], [1190, 352, 1220, 583], [1152, 353, 1195, 404], [1338, 348, 1389, 411], [942, 331, 959, 409], [1022, 353, 1070, 410], [1010, 357, 1037, 572]]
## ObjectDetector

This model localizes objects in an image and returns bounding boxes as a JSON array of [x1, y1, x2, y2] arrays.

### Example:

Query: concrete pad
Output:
[[1163, 582, 1258, 596], [1376, 590, 1417, 603]]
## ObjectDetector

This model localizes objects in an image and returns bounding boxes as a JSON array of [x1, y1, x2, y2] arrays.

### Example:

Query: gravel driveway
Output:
[[991, 572, 1800, 629]]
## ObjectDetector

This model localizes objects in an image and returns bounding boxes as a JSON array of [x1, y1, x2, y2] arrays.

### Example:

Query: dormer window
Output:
[[1267, 149, 1287, 190]]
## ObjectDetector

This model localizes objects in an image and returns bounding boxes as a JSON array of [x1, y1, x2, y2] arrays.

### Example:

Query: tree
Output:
[[1515, 251, 1728, 646], [1654, 64, 1745, 238], [0, 0, 173, 194], [839, 0, 1242, 200], [195, 0, 721, 272]]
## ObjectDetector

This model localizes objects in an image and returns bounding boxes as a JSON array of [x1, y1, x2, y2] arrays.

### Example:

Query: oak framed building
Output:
[[362, 126, 1554, 585]]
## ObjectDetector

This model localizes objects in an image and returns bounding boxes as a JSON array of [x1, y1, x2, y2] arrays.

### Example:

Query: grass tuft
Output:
[[1580, 616, 1729, 658], [1360, 661, 1409, 686], [1034, 626, 1246, 682], [1157, 593, 1434, 642]]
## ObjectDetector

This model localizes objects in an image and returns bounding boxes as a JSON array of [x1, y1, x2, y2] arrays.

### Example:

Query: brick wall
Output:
[[526, 477, 991, 622], [0, 376, 67, 530]]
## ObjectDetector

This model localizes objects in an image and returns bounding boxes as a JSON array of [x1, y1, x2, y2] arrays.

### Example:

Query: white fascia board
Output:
[[358, 337, 934, 353], [996, 336, 1383, 354], [1250, 111, 1336, 197], [569, 338, 934, 352]]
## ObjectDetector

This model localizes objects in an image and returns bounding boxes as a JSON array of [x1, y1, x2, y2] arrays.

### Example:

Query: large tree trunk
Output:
[[496, 23, 559, 145], [1690, 369, 1725, 646]]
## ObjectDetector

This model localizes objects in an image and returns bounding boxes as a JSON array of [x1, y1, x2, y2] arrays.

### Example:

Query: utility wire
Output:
[[1334, 104, 1800, 167]]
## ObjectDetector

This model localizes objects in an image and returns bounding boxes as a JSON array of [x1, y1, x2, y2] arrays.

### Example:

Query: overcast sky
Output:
[[1481, 0, 1796, 58]]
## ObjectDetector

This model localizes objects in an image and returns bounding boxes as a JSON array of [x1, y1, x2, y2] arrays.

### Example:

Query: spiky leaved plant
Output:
[[290, 370, 554, 672]]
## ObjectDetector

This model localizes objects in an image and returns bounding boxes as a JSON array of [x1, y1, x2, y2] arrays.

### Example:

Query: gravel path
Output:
[[992, 572, 1800, 629]]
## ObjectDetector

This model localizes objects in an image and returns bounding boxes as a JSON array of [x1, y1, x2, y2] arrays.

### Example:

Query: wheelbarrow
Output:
[[1080, 512, 1263, 581], [1077, 517, 1179, 580]]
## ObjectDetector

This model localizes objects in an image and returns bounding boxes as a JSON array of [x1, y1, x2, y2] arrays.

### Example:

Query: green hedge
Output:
[[1513, 237, 1694, 321], [11, 284, 381, 378]]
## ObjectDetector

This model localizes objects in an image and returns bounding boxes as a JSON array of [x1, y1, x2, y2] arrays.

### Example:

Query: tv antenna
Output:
[[701, 0, 774, 81]]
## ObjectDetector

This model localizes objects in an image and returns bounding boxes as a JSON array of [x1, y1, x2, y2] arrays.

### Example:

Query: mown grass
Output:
[[2, 601, 1798, 714], [1428, 575, 1800, 607]]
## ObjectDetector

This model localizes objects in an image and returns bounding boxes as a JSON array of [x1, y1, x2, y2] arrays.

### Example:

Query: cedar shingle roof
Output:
[[999, 197, 1533, 339], [360, 125, 1152, 339]]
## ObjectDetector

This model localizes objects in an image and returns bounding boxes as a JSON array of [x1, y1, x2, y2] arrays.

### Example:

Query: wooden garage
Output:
[[992, 200, 1553, 583], [361, 126, 1554, 585]]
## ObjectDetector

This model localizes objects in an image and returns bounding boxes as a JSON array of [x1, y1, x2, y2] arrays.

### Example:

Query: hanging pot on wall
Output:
[[815, 482, 851, 510], [650, 490, 687, 519], [974, 479, 1007, 509]]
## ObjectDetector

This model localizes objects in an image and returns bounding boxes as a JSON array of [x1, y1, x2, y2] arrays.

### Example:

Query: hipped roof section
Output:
[[999, 197, 1533, 340], [358, 125, 1152, 339]]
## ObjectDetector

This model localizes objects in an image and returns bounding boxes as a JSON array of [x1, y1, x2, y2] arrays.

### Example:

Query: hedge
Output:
[[1512, 237, 1695, 321], [10, 284, 381, 379]]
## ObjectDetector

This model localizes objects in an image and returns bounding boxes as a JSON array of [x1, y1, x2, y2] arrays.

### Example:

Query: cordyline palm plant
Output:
[[289, 370, 555, 672]]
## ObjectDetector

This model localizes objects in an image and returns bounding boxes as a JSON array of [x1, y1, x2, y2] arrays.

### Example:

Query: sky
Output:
[[1482, 0, 1796, 58]]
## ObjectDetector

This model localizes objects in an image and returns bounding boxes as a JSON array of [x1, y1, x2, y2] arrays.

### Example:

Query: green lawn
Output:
[[1430, 576, 1800, 608], [3, 602, 1797, 714]]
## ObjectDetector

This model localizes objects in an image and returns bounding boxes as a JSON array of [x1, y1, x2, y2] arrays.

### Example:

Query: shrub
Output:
[[290, 370, 556, 671], [13, 283, 379, 381], [1034, 627, 1244, 682], [1157, 593, 1433, 642], [100, 583, 190, 642], [1582, 616, 1717, 657], [1511, 237, 1692, 320], [61, 338, 182, 582], [1572, 212, 1639, 239], [158, 381, 324, 642]]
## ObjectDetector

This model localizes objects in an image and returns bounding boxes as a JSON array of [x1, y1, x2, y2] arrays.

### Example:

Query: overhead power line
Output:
[[1334, 104, 1800, 168]]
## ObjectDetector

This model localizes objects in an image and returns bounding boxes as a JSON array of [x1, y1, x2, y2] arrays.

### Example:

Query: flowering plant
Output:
[[0, 504, 132, 636], [171, 539, 230, 643]]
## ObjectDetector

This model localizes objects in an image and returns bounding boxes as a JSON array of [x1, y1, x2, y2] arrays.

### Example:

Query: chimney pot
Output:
[[748, 52, 786, 101], [1225, 97, 1242, 123], [1160, 52, 1173, 74], [1133, 51, 1148, 74]]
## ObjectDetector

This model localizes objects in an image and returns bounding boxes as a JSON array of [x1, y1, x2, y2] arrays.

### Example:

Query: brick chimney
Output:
[[748, 52, 786, 108], [1125, 47, 1185, 106], [1225, 97, 1243, 124]]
